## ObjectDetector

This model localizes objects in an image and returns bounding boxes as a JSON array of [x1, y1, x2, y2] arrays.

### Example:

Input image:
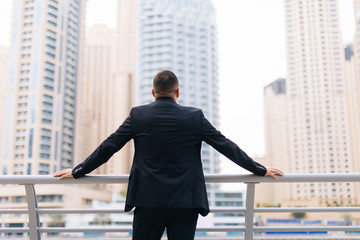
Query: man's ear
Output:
[[152, 89, 155, 98], [176, 89, 179, 98]]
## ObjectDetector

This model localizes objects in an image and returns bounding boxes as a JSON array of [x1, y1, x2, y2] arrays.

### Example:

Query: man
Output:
[[54, 70, 283, 240]]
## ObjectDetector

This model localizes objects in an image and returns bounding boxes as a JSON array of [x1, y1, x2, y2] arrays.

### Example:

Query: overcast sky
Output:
[[0, 0, 355, 174]]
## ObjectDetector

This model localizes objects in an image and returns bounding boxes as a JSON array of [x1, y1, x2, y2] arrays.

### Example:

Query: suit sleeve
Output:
[[72, 110, 133, 179], [200, 112, 267, 176]]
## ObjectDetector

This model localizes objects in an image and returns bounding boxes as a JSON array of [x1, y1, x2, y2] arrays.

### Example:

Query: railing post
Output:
[[244, 183, 256, 240], [24, 184, 41, 240]]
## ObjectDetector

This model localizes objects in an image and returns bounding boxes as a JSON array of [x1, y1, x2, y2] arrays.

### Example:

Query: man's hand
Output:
[[53, 169, 74, 180], [265, 167, 284, 180]]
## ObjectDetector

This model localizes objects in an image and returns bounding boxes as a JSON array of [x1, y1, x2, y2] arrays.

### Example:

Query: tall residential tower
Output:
[[260, 1, 360, 217], [0, 46, 10, 174], [2, 0, 86, 175], [74, 25, 116, 173], [284, 0, 355, 205], [351, 0, 360, 202], [258, 79, 290, 205], [74, 24, 134, 192]]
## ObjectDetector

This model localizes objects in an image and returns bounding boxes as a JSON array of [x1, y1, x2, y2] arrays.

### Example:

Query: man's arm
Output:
[[54, 112, 133, 180], [200, 112, 283, 179]]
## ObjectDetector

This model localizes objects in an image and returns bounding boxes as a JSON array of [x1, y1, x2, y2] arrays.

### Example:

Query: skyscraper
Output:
[[284, 0, 355, 205], [110, 0, 139, 176], [0, 46, 10, 174], [0, 3, 116, 234], [117, 0, 137, 75], [137, 0, 220, 205], [74, 24, 134, 192], [74, 25, 116, 173], [344, 44, 360, 189], [2, 0, 86, 175], [351, 0, 360, 203], [258, 78, 290, 205]]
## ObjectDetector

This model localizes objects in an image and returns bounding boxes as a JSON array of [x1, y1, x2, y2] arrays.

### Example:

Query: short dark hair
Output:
[[153, 70, 179, 95]]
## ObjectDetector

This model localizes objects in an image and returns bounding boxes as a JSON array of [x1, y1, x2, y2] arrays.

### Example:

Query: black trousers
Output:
[[132, 207, 199, 240]]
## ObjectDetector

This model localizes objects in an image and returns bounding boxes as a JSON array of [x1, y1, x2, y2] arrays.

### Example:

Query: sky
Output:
[[0, 0, 355, 174]]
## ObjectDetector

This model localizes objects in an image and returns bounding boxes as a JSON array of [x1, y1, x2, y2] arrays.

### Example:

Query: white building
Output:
[[261, 1, 358, 209], [284, 0, 355, 206], [260, 43, 360, 219], [2, 0, 86, 176], [0, 45, 10, 174], [74, 25, 117, 171], [343, 44, 360, 203], [258, 79, 290, 206], [74, 24, 134, 193], [351, 0, 360, 204]]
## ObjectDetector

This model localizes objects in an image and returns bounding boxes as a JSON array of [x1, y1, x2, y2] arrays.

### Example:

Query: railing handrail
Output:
[[1, 172, 360, 185], [1, 173, 360, 240]]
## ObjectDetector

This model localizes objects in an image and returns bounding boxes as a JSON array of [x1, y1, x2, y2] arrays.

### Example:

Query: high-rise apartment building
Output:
[[137, 0, 220, 205], [74, 25, 133, 192], [2, 0, 86, 176], [110, 0, 139, 175], [74, 0, 138, 180], [0, 4, 117, 234], [351, 0, 360, 203], [260, 2, 360, 217], [117, 0, 137, 75], [343, 44, 360, 203], [260, 49, 360, 219], [284, 0, 355, 206], [258, 79, 290, 205], [74, 1, 137, 186], [0, 46, 10, 174], [74, 25, 117, 172]]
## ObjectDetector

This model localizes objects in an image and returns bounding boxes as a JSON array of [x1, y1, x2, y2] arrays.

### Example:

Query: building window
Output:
[[40, 153, 50, 159]]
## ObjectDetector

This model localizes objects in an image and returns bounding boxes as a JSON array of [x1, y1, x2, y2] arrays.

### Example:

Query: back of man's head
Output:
[[153, 70, 179, 96]]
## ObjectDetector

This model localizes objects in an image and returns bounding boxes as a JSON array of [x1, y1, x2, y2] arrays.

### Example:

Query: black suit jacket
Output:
[[72, 97, 267, 216]]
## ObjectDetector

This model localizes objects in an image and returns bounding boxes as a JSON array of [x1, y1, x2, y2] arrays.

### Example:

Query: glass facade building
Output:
[[137, 0, 220, 205]]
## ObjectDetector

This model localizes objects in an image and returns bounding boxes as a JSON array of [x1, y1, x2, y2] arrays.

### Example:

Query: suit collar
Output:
[[155, 97, 176, 103]]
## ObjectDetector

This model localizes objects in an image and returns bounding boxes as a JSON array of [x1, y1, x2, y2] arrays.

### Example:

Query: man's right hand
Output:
[[265, 167, 284, 180], [53, 169, 74, 180]]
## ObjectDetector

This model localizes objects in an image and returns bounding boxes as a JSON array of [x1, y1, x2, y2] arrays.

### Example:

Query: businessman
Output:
[[54, 70, 283, 240]]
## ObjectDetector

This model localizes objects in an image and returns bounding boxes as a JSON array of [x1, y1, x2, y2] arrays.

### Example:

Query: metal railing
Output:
[[1, 173, 360, 240]]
